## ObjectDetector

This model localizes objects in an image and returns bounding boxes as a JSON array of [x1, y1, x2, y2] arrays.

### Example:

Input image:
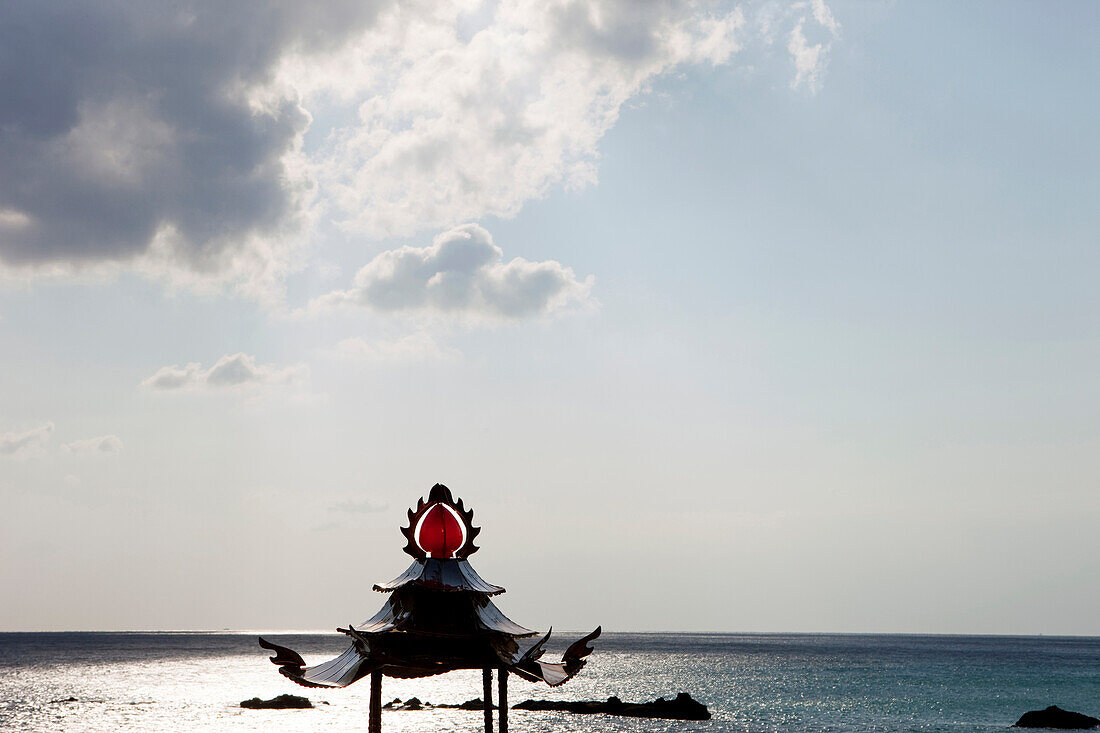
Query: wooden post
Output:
[[369, 670, 382, 733], [483, 668, 494, 732], [498, 668, 508, 733]]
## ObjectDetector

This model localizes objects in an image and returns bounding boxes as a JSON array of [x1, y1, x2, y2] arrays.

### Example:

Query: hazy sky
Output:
[[1, 1, 1097, 635]]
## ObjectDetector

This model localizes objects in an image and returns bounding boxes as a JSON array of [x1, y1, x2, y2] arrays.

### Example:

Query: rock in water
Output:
[[458, 697, 496, 710], [1014, 706, 1100, 729], [240, 694, 313, 709], [630, 692, 711, 720], [514, 692, 710, 720], [429, 698, 496, 710]]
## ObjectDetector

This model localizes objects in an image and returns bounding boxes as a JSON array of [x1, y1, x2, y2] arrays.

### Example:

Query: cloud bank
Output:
[[0, 422, 54, 460], [142, 353, 306, 391], [314, 224, 593, 321], [0, 1, 836, 301], [293, 0, 746, 238]]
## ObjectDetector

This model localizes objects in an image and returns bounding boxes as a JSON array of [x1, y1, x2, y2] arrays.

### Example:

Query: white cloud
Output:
[[287, 0, 746, 238], [786, 0, 838, 93], [333, 333, 462, 363], [62, 435, 124, 457], [0, 208, 32, 229], [810, 0, 840, 35], [314, 223, 593, 321], [787, 21, 825, 92], [0, 422, 54, 460], [142, 353, 307, 391]]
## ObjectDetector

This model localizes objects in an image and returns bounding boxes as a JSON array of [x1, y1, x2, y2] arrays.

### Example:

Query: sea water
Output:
[[0, 632, 1096, 731]]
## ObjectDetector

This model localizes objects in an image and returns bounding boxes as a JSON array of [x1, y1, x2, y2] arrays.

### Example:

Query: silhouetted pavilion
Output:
[[259, 484, 600, 732]]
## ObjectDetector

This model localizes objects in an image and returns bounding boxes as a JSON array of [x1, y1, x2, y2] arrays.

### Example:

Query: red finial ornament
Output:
[[400, 483, 481, 559], [414, 503, 466, 558]]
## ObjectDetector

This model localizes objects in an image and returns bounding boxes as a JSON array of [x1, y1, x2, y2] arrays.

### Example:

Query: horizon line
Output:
[[2, 629, 1098, 639]]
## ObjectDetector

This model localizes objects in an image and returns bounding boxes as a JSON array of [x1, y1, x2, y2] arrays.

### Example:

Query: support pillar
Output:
[[483, 668, 494, 732], [369, 670, 382, 733], [498, 668, 508, 733]]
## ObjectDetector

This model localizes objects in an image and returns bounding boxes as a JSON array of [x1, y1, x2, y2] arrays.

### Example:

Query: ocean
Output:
[[0, 632, 1096, 731]]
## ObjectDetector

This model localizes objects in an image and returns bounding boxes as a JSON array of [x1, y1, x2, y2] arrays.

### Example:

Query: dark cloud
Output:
[[0, 1, 385, 270]]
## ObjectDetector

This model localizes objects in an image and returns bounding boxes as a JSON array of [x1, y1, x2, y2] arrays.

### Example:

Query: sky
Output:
[[1, 1, 1097, 635]]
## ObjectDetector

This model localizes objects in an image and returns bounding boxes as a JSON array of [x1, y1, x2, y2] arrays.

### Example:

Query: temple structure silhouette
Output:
[[259, 483, 600, 732]]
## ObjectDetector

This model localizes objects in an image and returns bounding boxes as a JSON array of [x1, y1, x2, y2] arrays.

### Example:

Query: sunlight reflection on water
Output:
[[0, 634, 716, 732], [1, 632, 1097, 732]]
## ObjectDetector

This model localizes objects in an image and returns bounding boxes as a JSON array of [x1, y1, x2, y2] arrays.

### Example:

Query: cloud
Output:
[[291, 0, 747, 237], [809, 0, 840, 35], [787, 22, 824, 92], [314, 224, 593, 321], [786, 1, 838, 93], [333, 333, 462, 363], [1, 1, 838, 299], [0, 422, 54, 459], [62, 435, 124, 456], [142, 353, 306, 391], [0, 1, 386, 296]]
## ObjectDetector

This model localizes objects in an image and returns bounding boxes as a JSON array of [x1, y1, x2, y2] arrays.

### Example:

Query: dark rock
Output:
[[49, 697, 79, 704], [459, 697, 496, 710], [431, 698, 497, 710], [514, 692, 710, 720], [240, 694, 313, 709], [1015, 706, 1099, 729], [384, 697, 428, 710]]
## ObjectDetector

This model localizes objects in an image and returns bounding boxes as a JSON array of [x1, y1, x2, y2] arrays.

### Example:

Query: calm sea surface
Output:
[[0, 632, 1096, 732]]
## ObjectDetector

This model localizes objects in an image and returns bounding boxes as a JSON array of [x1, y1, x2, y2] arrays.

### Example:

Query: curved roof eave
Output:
[[372, 558, 506, 596]]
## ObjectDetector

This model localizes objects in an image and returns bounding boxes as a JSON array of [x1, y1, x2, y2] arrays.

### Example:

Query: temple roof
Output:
[[258, 483, 598, 689], [354, 587, 536, 637], [373, 558, 505, 595]]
